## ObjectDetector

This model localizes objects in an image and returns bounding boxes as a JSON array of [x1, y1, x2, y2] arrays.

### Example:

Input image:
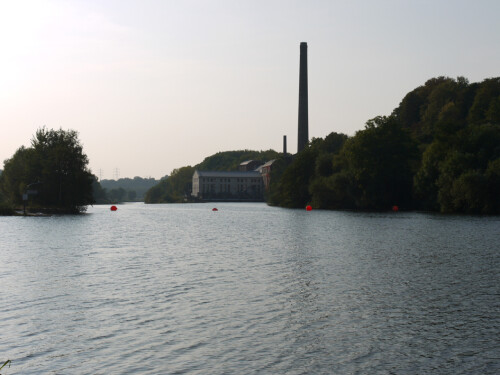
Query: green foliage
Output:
[[271, 76, 500, 214], [270, 122, 418, 210], [394, 76, 475, 143], [265, 157, 289, 205], [100, 177, 159, 200], [145, 167, 194, 203], [128, 190, 137, 201], [340, 117, 419, 209], [0, 146, 36, 205], [0, 172, 15, 215], [273, 147, 318, 208], [468, 78, 500, 124], [268, 132, 348, 208], [413, 142, 444, 210], [0, 203, 15, 216], [0, 128, 94, 213], [0, 359, 11, 374], [108, 187, 127, 203], [416, 123, 500, 213], [92, 178, 108, 204]]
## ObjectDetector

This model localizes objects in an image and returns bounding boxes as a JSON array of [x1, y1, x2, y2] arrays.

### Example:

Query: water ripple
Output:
[[0, 204, 499, 374]]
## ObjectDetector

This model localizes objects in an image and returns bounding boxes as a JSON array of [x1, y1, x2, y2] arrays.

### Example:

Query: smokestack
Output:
[[283, 135, 287, 155], [297, 42, 308, 153]]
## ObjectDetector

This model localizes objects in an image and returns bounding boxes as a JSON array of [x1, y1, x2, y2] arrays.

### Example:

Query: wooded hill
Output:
[[99, 177, 159, 202], [269, 76, 500, 214]]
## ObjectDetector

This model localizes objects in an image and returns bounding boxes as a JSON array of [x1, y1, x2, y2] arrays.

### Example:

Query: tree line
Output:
[[2, 76, 498, 214], [268, 76, 500, 214], [98, 177, 159, 203]]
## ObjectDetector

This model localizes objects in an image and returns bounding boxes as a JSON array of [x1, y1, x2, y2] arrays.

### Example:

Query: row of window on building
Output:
[[199, 177, 261, 183], [201, 184, 261, 193]]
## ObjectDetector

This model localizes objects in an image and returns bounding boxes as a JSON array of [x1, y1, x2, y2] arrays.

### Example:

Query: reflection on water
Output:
[[0, 203, 499, 374]]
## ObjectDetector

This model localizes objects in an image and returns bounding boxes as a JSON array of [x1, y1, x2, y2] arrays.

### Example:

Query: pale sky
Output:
[[1, 0, 499, 179]]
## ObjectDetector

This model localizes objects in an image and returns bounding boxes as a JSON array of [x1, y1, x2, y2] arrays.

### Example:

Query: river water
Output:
[[0, 203, 499, 374]]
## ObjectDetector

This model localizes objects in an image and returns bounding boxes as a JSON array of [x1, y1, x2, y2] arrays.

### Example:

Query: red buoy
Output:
[[392, 205, 399, 212], [110, 205, 118, 211], [212, 208, 218, 211], [306, 205, 312, 211]]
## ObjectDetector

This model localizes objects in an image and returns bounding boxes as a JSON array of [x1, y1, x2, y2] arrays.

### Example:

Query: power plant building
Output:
[[191, 42, 309, 201], [192, 170, 264, 201]]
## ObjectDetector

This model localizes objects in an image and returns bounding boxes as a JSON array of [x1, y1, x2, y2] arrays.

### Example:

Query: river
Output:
[[0, 203, 499, 374]]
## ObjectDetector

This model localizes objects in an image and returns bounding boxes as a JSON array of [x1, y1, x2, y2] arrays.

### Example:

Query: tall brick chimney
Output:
[[297, 42, 308, 153]]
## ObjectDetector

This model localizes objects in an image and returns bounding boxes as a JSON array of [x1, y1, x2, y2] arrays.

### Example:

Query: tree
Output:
[[468, 78, 500, 124], [108, 187, 126, 203], [99, 177, 159, 200], [92, 178, 108, 204], [274, 146, 318, 207], [0, 146, 37, 205], [268, 132, 348, 208], [0, 128, 95, 213], [145, 166, 195, 203]]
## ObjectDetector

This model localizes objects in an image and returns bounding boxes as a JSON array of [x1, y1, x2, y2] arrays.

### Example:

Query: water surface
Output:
[[1, 203, 499, 374]]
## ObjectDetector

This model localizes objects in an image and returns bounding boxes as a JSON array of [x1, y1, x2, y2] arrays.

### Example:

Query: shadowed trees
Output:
[[268, 76, 500, 214], [268, 121, 418, 210], [0, 128, 95, 213], [145, 166, 194, 203]]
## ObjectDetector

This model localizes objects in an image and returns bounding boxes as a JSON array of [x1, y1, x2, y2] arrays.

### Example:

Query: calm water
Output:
[[0, 203, 499, 374]]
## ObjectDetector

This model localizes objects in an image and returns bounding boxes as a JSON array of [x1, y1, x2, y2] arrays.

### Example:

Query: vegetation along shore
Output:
[[1, 76, 499, 215]]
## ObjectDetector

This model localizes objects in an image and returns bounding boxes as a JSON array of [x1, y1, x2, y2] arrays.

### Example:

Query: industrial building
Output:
[[191, 42, 308, 202], [192, 170, 264, 201]]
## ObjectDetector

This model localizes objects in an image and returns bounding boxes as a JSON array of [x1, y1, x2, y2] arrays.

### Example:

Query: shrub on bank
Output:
[[0, 203, 15, 216]]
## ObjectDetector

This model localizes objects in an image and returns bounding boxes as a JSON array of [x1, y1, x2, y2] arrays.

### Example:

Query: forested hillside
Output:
[[269, 76, 500, 214], [100, 177, 159, 202]]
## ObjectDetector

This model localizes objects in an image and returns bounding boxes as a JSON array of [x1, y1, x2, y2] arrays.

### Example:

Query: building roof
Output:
[[194, 170, 261, 178], [260, 159, 276, 168], [239, 160, 254, 166]]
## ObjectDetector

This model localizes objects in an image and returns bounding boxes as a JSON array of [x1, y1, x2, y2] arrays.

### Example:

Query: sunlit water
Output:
[[1, 203, 499, 374]]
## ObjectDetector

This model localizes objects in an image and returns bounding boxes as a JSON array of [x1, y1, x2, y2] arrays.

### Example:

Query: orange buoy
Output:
[[110, 205, 118, 211], [306, 205, 312, 211], [392, 205, 399, 212], [212, 208, 218, 211]]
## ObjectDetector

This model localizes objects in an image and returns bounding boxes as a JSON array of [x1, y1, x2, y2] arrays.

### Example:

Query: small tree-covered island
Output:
[[0, 128, 96, 215], [145, 76, 500, 215]]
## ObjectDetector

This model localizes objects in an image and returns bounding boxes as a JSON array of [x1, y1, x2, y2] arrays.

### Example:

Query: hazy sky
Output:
[[1, 0, 499, 179]]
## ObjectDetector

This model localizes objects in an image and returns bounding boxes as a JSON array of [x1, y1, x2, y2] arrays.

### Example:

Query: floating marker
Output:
[[306, 205, 312, 211], [110, 205, 118, 211], [212, 208, 218, 212], [392, 205, 399, 212]]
